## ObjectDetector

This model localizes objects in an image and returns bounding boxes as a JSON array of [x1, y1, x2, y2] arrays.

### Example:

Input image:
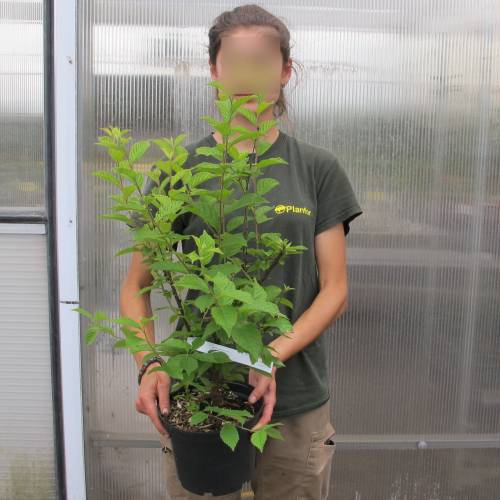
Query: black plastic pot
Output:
[[158, 380, 264, 496]]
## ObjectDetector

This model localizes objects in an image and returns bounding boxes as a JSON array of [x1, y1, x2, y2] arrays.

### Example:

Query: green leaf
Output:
[[220, 232, 247, 258], [129, 140, 150, 163], [231, 322, 262, 361], [164, 356, 183, 379], [179, 354, 198, 375], [195, 146, 223, 161], [212, 306, 237, 336], [255, 157, 288, 169], [220, 423, 239, 452], [94, 310, 109, 321], [84, 327, 98, 345], [190, 412, 209, 426], [176, 274, 210, 293], [250, 428, 268, 452], [204, 262, 241, 278], [160, 337, 191, 352], [266, 426, 284, 440], [192, 294, 214, 312], [226, 192, 266, 214], [190, 171, 219, 187], [207, 80, 227, 92], [92, 170, 121, 187], [150, 261, 186, 273], [235, 107, 257, 125], [114, 246, 138, 257], [111, 317, 142, 329], [72, 307, 93, 319], [193, 351, 231, 364], [173, 133, 187, 147], [108, 147, 125, 162], [231, 94, 256, 112], [99, 213, 132, 224], [215, 99, 232, 121], [204, 406, 252, 419], [226, 215, 244, 232], [256, 177, 280, 195], [256, 101, 274, 115]]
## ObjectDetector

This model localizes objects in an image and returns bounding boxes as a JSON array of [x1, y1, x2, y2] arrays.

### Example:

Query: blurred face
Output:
[[210, 26, 291, 113]]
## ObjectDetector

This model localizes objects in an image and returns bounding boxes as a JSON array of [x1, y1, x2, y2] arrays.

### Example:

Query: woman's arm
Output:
[[267, 222, 348, 364], [120, 251, 156, 369], [120, 251, 171, 436], [247, 222, 348, 429]]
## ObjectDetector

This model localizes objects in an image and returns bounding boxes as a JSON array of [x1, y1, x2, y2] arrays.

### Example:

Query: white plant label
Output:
[[186, 337, 273, 374]]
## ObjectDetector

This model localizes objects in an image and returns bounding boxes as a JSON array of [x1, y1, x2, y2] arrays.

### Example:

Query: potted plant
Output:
[[73, 80, 307, 495]]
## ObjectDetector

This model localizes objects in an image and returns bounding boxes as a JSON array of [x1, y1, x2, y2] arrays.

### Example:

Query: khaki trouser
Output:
[[158, 399, 336, 500]]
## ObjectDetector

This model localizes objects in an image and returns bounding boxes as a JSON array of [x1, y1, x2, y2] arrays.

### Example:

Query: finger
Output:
[[251, 395, 275, 431], [145, 400, 169, 436], [157, 379, 170, 416], [248, 377, 271, 403]]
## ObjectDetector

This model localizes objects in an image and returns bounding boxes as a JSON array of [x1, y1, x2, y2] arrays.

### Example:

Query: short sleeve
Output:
[[127, 165, 187, 235], [314, 154, 363, 236]]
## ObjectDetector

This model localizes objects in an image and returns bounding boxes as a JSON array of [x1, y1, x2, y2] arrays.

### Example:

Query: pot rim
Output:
[[159, 380, 263, 437]]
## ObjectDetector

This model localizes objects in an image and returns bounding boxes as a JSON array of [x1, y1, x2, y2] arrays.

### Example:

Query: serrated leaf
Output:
[[193, 294, 214, 312], [235, 107, 257, 125], [84, 327, 98, 345], [215, 99, 232, 121], [129, 140, 150, 163], [100, 213, 132, 224], [255, 157, 288, 169], [266, 427, 284, 440], [195, 146, 223, 161], [160, 337, 191, 352], [220, 232, 247, 257], [173, 133, 187, 147], [220, 423, 239, 451], [179, 355, 198, 375], [150, 261, 186, 273], [250, 428, 268, 452], [92, 170, 121, 187], [114, 246, 138, 257], [190, 412, 209, 426], [176, 274, 210, 293], [212, 306, 237, 336], [231, 322, 262, 361], [256, 177, 280, 195], [111, 317, 142, 329], [109, 147, 125, 162]]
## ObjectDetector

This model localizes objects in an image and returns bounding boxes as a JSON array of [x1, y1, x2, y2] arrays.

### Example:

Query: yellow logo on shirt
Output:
[[274, 204, 312, 216]]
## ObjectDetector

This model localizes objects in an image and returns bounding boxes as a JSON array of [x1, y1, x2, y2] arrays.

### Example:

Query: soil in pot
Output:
[[158, 380, 264, 496]]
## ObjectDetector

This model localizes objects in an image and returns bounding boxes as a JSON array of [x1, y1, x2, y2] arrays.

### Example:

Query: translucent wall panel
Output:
[[77, 1, 500, 498], [0, 1, 45, 214], [0, 1, 56, 498], [0, 233, 56, 499]]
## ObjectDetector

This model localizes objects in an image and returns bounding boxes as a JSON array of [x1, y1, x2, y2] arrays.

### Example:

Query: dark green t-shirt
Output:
[[129, 129, 363, 418]]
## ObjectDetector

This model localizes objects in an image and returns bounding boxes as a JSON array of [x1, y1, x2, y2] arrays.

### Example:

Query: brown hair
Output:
[[207, 4, 302, 121]]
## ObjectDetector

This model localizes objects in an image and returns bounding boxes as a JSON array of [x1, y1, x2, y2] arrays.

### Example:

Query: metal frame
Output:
[[52, 0, 87, 498]]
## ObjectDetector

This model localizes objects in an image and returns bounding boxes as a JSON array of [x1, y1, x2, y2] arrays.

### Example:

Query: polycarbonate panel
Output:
[[77, 1, 500, 498], [0, 1, 45, 214], [0, 233, 56, 499], [87, 447, 166, 500]]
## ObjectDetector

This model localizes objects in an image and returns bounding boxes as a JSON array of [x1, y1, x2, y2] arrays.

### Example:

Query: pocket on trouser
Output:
[[298, 420, 337, 500]]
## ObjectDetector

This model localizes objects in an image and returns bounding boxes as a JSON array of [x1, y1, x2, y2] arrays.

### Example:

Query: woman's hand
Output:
[[135, 362, 171, 437], [247, 365, 277, 431]]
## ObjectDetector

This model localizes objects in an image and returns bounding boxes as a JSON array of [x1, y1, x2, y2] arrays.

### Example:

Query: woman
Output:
[[121, 5, 363, 499]]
